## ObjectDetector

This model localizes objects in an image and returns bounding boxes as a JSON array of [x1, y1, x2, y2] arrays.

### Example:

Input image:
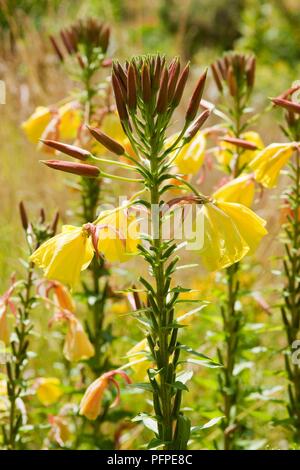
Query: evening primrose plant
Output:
[[0, 203, 58, 450], [31, 54, 268, 450]]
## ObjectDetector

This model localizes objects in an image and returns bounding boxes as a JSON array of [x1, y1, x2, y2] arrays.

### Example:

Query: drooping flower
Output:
[[213, 174, 256, 207], [79, 370, 131, 420], [215, 131, 263, 169], [167, 131, 206, 174], [48, 415, 71, 447], [30, 225, 94, 288], [198, 198, 267, 271], [36, 377, 63, 406], [250, 143, 295, 188], [63, 315, 95, 362]]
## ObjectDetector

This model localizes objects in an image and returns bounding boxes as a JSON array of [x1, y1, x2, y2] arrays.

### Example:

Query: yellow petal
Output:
[[250, 143, 293, 188], [216, 201, 268, 254], [199, 203, 249, 271], [213, 174, 255, 207], [126, 339, 151, 381], [21, 106, 52, 143], [59, 102, 81, 141]]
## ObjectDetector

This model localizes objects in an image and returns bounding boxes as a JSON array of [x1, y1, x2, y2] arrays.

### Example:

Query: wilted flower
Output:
[[36, 377, 63, 406], [48, 415, 71, 447], [250, 143, 296, 188], [0, 279, 17, 345], [79, 370, 131, 420]]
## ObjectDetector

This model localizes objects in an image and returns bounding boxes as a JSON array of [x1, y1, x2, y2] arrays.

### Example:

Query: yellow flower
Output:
[[22, 102, 81, 145], [126, 339, 151, 381], [250, 143, 294, 188], [36, 377, 63, 406], [22, 106, 52, 143], [30, 225, 94, 288], [215, 131, 263, 168], [63, 316, 95, 362], [213, 174, 255, 207], [199, 199, 267, 271], [48, 415, 71, 447], [167, 131, 206, 174], [97, 208, 140, 263]]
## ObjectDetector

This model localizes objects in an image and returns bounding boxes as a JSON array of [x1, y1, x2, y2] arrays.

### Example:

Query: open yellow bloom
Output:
[[215, 131, 263, 168], [199, 199, 267, 271], [58, 102, 81, 141], [213, 174, 255, 207], [30, 225, 94, 288], [250, 143, 294, 188], [63, 316, 95, 362], [36, 377, 63, 406], [97, 209, 140, 263], [126, 339, 151, 381]]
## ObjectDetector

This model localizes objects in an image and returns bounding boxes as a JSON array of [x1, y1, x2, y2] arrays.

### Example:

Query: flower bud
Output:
[[211, 63, 223, 92], [41, 140, 91, 161], [227, 65, 237, 97], [42, 160, 100, 177], [221, 136, 258, 150], [127, 63, 137, 110], [272, 97, 300, 115], [60, 30, 73, 54], [167, 58, 180, 102], [184, 108, 210, 141], [87, 126, 125, 155], [19, 201, 28, 231], [49, 35, 64, 61], [246, 55, 256, 90], [156, 67, 169, 114], [185, 69, 207, 121], [173, 62, 190, 108], [142, 63, 151, 103], [100, 25, 110, 53], [112, 73, 129, 122]]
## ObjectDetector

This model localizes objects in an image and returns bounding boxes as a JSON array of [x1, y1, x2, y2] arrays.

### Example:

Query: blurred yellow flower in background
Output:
[[250, 143, 294, 188], [213, 174, 256, 207], [36, 377, 63, 406], [22, 102, 81, 145], [215, 131, 263, 168], [167, 131, 206, 174]]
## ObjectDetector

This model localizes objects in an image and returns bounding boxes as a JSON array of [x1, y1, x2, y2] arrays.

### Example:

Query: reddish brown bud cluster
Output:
[[211, 52, 256, 96], [111, 55, 207, 128], [19, 202, 59, 237], [50, 18, 111, 63]]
